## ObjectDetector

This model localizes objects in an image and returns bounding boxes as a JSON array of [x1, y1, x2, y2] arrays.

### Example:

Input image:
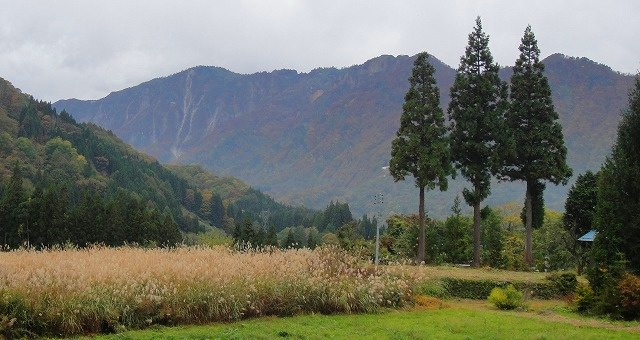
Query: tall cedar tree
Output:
[[390, 52, 452, 264], [563, 170, 598, 275], [448, 17, 508, 267], [503, 25, 572, 267], [590, 75, 640, 305]]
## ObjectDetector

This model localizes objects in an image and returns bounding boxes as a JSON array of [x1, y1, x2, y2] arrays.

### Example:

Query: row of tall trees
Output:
[[390, 17, 571, 267]]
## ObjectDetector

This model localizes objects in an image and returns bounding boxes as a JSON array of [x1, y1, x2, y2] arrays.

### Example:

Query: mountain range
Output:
[[54, 53, 636, 218]]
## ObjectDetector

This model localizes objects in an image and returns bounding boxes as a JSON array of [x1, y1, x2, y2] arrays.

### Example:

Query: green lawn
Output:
[[91, 301, 639, 339]]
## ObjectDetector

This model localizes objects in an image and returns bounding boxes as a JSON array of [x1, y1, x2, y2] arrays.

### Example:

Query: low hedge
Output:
[[419, 272, 577, 300]]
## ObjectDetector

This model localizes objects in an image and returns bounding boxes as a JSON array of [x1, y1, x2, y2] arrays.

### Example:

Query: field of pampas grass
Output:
[[0, 246, 419, 337]]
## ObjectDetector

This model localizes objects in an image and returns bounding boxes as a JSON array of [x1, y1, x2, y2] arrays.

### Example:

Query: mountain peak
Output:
[[543, 53, 624, 75]]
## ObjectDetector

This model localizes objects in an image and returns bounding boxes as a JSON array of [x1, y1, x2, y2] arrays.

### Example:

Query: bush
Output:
[[488, 285, 524, 310], [545, 272, 578, 297], [442, 278, 508, 299], [416, 279, 449, 299], [573, 282, 595, 313], [618, 273, 640, 319]]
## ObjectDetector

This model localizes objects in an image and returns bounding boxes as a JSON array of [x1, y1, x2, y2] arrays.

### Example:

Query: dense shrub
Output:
[[441, 278, 509, 299], [573, 282, 595, 313], [438, 275, 573, 300], [618, 273, 640, 319], [416, 279, 449, 298], [488, 285, 524, 310], [573, 272, 639, 319]]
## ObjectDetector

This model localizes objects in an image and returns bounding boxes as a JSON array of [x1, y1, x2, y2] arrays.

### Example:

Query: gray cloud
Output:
[[0, 0, 638, 102]]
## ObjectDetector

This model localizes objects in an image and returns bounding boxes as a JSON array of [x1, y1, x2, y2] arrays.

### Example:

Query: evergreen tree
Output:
[[448, 17, 508, 267], [158, 212, 182, 246], [241, 218, 256, 247], [232, 220, 244, 246], [390, 52, 452, 264], [502, 25, 572, 268], [69, 191, 105, 246], [40, 184, 70, 246], [283, 228, 297, 248], [481, 206, 506, 268], [255, 226, 266, 249], [443, 196, 472, 264], [322, 201, 353, 230], [307, 227, 319, 249], [0, 163, 26, 247], [563, 171, 598, 274], [193, 191, 203, 214], [18, 103, 43, 139], [337, 221, 362, 250], [266, 224, 279, 247], [293, 226, 306, 248], [533, 212, 573, 271], [210, 193, 225, 228], [590, 75, 640, 311], [359, 214, 376, 240]]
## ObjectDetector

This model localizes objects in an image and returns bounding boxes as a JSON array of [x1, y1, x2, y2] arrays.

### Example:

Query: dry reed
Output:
[[0, 245, 417, 337]]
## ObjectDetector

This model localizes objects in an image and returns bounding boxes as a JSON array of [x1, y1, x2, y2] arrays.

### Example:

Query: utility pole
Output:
[[373, 193, 384, 265], [259, 210, 270, 231]]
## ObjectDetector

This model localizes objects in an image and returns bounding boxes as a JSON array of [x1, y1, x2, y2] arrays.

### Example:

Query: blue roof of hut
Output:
[[578, 230, 597, 242]]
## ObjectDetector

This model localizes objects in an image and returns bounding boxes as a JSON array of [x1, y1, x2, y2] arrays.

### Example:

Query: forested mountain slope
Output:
[[0, 77, 319, 248]]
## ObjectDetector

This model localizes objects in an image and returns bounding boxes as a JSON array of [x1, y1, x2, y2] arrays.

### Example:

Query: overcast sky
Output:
[[0, 0, 638, 102]]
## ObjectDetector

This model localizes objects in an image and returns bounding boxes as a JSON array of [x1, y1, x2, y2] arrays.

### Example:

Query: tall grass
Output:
[[0, 246, 418, 337]]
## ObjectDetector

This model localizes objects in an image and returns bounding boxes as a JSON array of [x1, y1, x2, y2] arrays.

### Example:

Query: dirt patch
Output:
[[414, 295, 450, 310]]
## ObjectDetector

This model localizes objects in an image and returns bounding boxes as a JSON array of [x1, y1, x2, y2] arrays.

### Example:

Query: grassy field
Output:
[[92, 300, 640, 339]]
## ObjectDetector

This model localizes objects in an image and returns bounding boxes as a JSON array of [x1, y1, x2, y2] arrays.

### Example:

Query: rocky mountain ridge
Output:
[[54, 53, 636, 217]]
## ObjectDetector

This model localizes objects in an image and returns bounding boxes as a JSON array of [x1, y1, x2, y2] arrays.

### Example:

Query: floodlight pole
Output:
[[373, 192, 383, 266]]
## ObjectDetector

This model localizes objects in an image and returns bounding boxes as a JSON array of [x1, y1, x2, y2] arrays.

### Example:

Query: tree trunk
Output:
[[577, 256, 584, 276], [416, 186, 426, 264], [524, 180, 534, 269], [472, 200, 481, 268]]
